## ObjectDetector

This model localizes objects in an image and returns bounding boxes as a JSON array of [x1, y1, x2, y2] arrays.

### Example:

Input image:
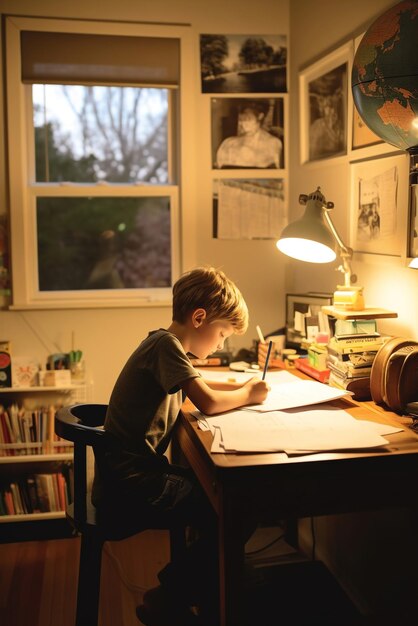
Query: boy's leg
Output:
[[147, 470, 219, 615]]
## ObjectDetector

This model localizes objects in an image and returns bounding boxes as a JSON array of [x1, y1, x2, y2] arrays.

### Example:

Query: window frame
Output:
[[5, 16, 194, 309]]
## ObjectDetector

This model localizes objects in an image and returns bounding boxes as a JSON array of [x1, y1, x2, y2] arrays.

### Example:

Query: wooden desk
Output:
[[175, 384, 418, 626]]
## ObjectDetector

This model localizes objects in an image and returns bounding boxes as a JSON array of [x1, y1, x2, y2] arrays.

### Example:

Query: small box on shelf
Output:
[[39, 369, 72, 387]]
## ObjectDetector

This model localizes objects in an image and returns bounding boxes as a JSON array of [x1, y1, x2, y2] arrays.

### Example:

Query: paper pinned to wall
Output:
[[213, 178, 287, 240]]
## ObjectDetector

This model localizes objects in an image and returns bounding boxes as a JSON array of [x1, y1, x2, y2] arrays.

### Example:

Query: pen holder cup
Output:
[[258, 335, 286, 369]]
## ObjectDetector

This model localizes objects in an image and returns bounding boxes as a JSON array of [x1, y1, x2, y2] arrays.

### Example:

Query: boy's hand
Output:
[[244, 377, 270, 404]]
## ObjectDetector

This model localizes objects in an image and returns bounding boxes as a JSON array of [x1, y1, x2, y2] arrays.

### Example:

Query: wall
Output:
[[289, 1, 418, 620], [0, 0, 289, 401], [288, 0, 418, 340]]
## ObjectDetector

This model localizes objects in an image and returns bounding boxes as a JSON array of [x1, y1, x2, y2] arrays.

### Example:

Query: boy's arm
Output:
[[181, 375, 269, 416]]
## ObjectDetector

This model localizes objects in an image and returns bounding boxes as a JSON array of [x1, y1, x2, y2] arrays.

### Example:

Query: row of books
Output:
[[0, 467, 73, 516], [0, 404, 72, 455]]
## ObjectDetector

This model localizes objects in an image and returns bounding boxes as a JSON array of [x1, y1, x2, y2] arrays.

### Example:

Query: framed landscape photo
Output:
[[200, 34, 287, 94], [299, 41, 352, 164], [349, 152, 409, 257]]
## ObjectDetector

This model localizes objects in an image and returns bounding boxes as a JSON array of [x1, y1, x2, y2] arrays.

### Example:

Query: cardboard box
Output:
[[40, 369, 72, 387]]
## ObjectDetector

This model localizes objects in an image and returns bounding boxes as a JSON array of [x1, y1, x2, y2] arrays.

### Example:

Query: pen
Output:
[[262, 340, 273, 380]]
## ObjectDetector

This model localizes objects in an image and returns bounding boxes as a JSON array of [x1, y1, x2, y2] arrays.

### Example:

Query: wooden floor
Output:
[[0, 530, 170, 626]]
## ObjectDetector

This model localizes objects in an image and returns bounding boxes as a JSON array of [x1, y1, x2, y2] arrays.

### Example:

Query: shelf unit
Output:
[[0, 383, 91, 525], [321, 306, 398, 320]]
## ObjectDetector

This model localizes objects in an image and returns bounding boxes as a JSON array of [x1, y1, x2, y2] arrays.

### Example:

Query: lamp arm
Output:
[[323, 209, 357, 287]]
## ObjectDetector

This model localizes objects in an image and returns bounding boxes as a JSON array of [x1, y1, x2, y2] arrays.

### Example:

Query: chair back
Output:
[[55, 403, 108, 528]]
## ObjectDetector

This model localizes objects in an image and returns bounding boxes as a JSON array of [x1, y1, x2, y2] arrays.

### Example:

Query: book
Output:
[[334, 318, 377, 336], [328, 372, 371, 400], [26, 475, 41, 513], [35, 474, 50, 512], [56, 472, 67, 510], [3, 490, 15, 515], [295, 358, 330, 383], [328, 336, 386, 355], [10, 482, 24, 514], [328, 362, 372, 379], [326, 350, 378, 367], [190, 356, 230, 366], [332, 332, 381, 343]]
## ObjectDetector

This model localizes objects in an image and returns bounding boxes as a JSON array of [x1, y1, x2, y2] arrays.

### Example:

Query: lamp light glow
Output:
[[276, 237, 336, 263]]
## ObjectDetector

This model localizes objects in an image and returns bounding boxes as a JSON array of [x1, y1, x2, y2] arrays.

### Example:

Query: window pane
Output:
[[33, 85, 168, 183], [36, 197, 171, 291]]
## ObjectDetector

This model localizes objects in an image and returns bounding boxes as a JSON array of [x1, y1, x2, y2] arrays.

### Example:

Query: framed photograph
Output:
[[212, 178, 286, 239], [299, 41, 352, 164], [285, 292, 333, 349], [211, 96, 285, 169], [200, 34, 287, 94], [408, 183, 418, 259], [349, 34, 392, 160], [349, 152, 410, 257]]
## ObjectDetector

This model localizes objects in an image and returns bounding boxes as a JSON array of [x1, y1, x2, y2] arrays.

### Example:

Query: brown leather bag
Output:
[[370, 337, 418, 413]]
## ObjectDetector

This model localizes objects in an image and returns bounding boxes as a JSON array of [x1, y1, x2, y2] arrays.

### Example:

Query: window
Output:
[[5, 17, 193, 308]]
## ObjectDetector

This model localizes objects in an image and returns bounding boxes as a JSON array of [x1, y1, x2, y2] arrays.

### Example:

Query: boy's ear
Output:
[[192, 308, 207, 328]]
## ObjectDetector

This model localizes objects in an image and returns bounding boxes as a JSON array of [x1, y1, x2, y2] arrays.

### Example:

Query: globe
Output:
[[352, 0, 418, 153]]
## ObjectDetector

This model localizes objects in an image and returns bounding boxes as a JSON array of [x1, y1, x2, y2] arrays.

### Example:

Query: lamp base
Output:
[[333, 285, 365, 311]]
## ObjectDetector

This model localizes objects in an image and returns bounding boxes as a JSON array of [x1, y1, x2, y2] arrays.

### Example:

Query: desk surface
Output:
[[178, 395, 418, 515], [175, 369, 418, 626]]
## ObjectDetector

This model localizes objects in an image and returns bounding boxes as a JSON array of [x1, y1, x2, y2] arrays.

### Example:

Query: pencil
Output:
[[262, 340, 273, 380], [256, 325, 266, 344]]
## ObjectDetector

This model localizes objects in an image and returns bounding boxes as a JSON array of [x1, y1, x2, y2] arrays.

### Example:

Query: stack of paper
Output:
[[195, 370, 402, 455]]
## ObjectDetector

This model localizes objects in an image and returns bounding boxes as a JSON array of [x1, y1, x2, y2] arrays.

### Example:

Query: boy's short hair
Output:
[[172, 266, 249, 334]]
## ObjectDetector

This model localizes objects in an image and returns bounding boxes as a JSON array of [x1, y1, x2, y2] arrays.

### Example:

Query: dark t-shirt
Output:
[[92, 329, 200, 505]]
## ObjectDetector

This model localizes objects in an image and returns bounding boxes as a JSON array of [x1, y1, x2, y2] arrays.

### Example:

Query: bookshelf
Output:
[[0, 383, 91, 524]]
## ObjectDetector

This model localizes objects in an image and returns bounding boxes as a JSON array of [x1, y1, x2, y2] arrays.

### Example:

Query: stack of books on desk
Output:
[[326, 319, 388, 400], [295, 341, 330, 382]]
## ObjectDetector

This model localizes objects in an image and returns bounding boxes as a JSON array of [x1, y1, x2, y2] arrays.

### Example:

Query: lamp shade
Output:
[[276, 190, 337, 263]]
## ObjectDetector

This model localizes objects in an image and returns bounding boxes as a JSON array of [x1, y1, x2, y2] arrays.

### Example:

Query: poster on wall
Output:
[[349, 153, 409, 257], [211, 97, 285, 169], [200, 34, 287, 94], [212, 178, 286, 240]]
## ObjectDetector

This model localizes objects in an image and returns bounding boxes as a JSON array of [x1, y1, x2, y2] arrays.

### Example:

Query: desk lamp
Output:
[[276, 187, 365, 310]]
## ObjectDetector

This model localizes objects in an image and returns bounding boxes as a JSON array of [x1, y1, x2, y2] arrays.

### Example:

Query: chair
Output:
[[55, 403, 185, 626]]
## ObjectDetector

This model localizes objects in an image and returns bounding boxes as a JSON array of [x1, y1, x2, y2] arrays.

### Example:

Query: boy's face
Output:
[[191, 317, 235, 359]]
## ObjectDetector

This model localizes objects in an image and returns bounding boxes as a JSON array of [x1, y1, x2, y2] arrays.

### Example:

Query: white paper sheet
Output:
[[244, 379, 352, 412], [197, 368, 298, 385], [193, 405, 401, 454]]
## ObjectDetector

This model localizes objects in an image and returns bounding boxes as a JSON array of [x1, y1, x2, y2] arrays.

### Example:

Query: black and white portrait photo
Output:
[[200, 34, 287, 94], [212, 97, 285, 169], [307, 63, 347, 161]]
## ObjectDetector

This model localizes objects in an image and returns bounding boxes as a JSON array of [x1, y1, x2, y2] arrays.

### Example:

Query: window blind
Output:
[[21, 31, 180, 86]]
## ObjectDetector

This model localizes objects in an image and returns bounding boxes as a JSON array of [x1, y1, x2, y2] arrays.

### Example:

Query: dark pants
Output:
[[148, 467, 219, 618], [96, 459, 220, 620]]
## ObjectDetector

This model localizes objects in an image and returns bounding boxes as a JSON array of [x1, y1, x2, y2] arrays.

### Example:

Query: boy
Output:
[[92, 266, 269, 626]]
